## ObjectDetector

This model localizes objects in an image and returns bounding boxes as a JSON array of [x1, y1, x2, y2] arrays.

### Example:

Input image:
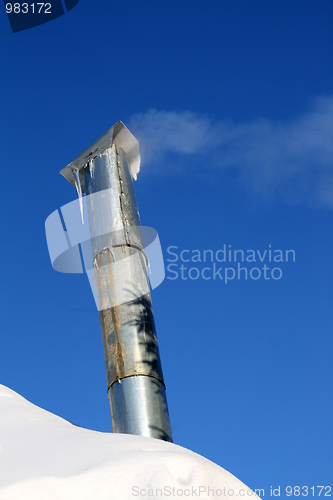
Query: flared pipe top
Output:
[[59, 121, 141, 194]]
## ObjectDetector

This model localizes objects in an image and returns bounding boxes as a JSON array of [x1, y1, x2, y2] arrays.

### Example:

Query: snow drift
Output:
[[0, 385, 259, 499]]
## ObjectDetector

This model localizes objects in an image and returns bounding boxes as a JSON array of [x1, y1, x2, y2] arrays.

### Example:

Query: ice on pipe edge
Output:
[[59, 121, 141, 194]]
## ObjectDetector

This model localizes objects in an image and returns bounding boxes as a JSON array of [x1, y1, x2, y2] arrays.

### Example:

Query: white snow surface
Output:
[[0, 385, 258, 500]]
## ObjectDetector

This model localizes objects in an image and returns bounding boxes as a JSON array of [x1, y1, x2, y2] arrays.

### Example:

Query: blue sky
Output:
[[0, 0, 332, 497]]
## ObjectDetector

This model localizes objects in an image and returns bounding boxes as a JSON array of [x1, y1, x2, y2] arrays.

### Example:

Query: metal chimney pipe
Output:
[[60, 122, 172, 442]]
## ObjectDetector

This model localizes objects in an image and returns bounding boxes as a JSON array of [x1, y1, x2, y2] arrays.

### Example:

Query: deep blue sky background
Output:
[[1, 0, 332, 497]]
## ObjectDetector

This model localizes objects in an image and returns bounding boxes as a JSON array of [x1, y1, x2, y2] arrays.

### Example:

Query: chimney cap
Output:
[[59, 121, 140, 194]]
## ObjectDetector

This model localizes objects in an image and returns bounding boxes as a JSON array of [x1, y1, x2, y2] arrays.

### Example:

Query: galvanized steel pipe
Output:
[[60, 123, 172, 442]]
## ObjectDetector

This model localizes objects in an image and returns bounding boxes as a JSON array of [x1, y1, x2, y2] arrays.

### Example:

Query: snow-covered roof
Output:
[[0, 385, 260, 500]]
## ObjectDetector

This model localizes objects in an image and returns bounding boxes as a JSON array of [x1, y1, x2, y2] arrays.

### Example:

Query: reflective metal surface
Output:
[[84, 146, 143, 253], [59, 121, 140, 194], [109, 376, 172, 441], [99, 292, 164, 389], [64, 128, 172, 442]]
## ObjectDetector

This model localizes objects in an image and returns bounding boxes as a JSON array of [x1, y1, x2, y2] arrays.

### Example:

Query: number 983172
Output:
[[6, 3, 52, 14]]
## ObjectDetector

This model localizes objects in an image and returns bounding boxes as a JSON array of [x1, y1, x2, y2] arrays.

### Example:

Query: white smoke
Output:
[[129, 96, 333, 209]]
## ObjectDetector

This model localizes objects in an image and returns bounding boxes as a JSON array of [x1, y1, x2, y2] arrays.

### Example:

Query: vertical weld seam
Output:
[[115, 146, 130, 242]]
